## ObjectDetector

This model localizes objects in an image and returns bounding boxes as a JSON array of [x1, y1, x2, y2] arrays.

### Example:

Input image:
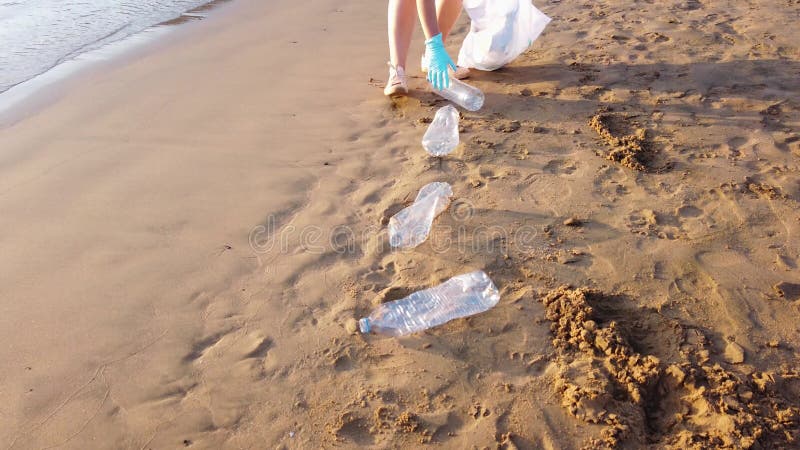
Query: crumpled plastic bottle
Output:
[[389, 182, 453, 249], [422, 105, 460, 156]]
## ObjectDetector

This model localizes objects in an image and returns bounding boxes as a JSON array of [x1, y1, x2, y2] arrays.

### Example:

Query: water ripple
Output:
[[0, 0, 214, 93]]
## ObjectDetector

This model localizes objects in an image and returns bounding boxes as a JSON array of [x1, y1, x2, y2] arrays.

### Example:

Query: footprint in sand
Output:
[[691, 250, 768, 338], [625, 208, 684, 240], [775, 253, 797, 271], [593, 164, 630, 202], [760, 102, 794, 132], [360, 181, 396, 207], [726, 136, 748, 160], [644, 32, 671, 43], [324, 341, 356, 372], [362, 261, 397, 285], [327, 412, 374, 445], [674, 203, 716, 238], [370, 284, 416, 307], [678, 0, 704, 11], [240, 334, 274, 360], [783, 135, 800, 154], [543, 158, 578, 176], [183, 331, 229, 364], [470, 404, 492, 420], [676, 204, 703, 218]]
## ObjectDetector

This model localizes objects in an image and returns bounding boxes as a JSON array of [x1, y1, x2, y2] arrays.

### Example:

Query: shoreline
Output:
[[0, 0, 238, 127]]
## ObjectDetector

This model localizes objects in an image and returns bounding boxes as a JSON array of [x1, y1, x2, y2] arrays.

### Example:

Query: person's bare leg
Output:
[[388, 0, 417, 69], [433, 0, 469, 77], [416, 0, 442, 39], [436, 0, 463, 42]]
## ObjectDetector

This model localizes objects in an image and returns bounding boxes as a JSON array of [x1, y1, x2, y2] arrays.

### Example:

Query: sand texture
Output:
[[1, 0, 799, 448]]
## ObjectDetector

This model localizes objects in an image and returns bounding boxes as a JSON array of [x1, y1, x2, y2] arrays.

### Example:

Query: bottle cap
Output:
[[358, 318, 370, 333]]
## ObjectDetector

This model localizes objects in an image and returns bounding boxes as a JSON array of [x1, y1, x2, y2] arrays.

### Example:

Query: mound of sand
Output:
[[543, 286, 800, 449]]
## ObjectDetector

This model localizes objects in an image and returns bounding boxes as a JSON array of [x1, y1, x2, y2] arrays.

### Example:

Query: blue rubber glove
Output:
[[425, 33, 456, 90]]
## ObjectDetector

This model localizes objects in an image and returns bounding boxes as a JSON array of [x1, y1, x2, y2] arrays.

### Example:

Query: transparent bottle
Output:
[[389, 182, 453, 249], [422, 105, 460, 156], [359, 271, 500, 336], [433, 78, 485, 111]]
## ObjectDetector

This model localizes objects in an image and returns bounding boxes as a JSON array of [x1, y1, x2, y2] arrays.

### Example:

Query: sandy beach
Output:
[[1, 0, 799, 448]]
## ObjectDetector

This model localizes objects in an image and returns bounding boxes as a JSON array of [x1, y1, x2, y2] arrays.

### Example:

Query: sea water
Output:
[[0, 0, 219, 94]]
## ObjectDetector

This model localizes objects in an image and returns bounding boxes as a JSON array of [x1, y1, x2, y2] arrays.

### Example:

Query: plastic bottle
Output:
[[422, 105, 460, 156], [389, 182, 452, 249], [358, 271, 500, 336], [433, 78, 485, 111]]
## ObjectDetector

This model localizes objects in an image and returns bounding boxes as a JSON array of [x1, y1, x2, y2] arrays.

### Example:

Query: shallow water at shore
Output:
[[0, 0, 215, 93]]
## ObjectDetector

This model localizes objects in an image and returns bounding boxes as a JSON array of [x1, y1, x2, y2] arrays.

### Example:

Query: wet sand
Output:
[[1, 0, 799, 448]]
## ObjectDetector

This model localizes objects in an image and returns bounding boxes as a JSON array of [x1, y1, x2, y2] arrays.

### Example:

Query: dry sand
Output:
[[1, 0, 799, 448]]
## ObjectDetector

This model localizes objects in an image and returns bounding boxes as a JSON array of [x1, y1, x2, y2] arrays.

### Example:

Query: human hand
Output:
[[424, 33, 456, 90]]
